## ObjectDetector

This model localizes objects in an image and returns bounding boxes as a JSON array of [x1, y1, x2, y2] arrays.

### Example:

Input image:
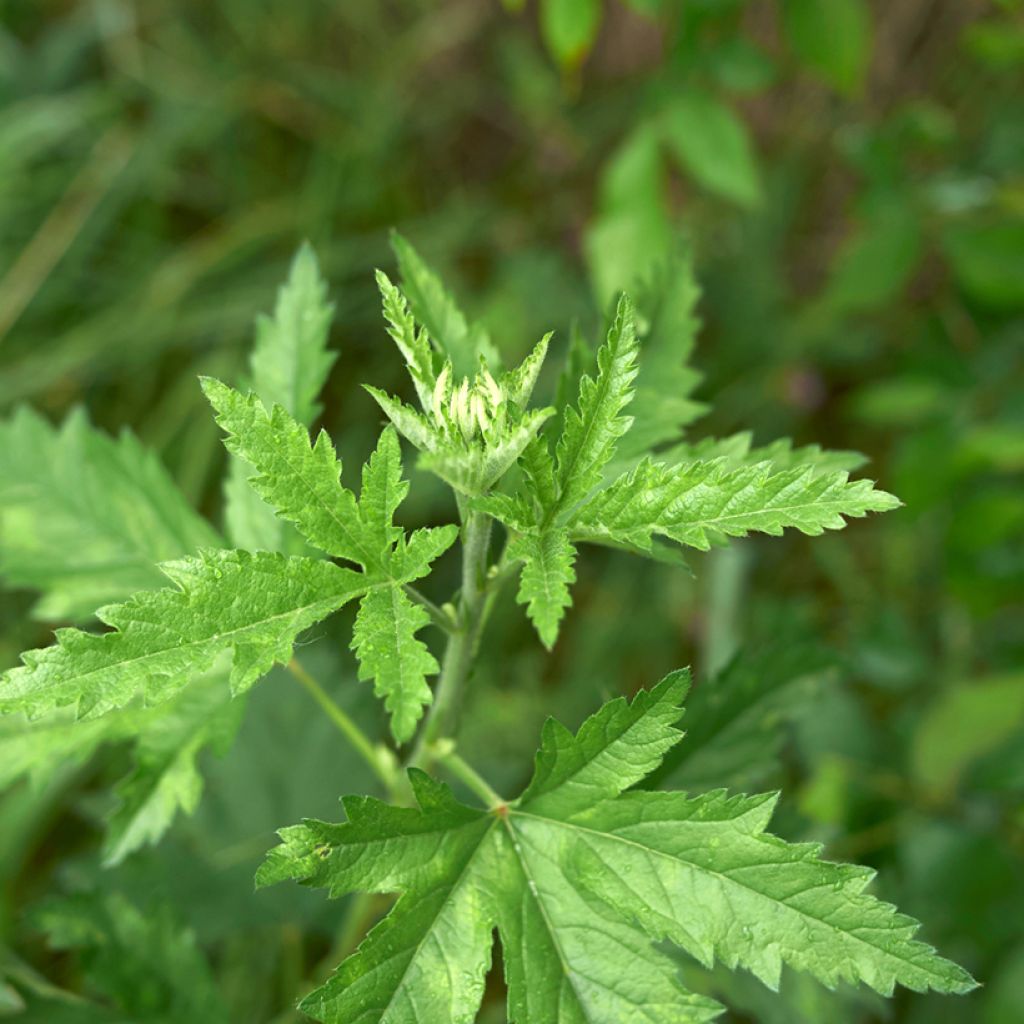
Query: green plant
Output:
[[0, 239, 976, 1022]]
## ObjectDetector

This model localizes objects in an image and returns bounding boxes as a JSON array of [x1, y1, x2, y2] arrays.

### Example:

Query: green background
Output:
[[1, 1, 1021, 1021]]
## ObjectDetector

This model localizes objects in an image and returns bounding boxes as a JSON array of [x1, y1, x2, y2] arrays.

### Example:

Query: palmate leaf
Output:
[[261, 672, 974, 1023], [506, 529, 576, 651], [0, 550, 369, 720], [206, 381, 458, 739], [0, 406, 220, 620], [225, 243, 336, 553]]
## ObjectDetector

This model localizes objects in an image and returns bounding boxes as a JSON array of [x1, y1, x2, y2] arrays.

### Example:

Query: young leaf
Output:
[[663, 433, 868, 476], [0, 407, 220, 620], [261, 674, 974, 1023], [572, 459, 901, 553], [0, 550, 369, 720], [225, 243, 336, 552], [350, 585, 437, 745], [612, 252, 705, 466], [376, 268, 437, 410], [507, 529, 577, 650], [390, 232, 498, 375], [205, 381, 457, 577], [553, 294, 640, 519]]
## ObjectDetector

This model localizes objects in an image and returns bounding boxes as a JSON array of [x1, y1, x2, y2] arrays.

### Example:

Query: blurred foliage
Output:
[[1, 0, 1021, 1021]]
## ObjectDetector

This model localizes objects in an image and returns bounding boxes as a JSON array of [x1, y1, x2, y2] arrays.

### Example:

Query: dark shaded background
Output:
[[1, 2, 1022, 1022]]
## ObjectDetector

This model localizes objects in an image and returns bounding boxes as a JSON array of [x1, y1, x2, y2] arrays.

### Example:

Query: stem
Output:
[[287, 659, 397, 795], [432, 742, 506, 808], [403, 584, 456, 633], [410, 510, 492, 766]]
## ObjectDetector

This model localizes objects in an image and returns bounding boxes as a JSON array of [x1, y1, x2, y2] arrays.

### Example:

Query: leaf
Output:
[[782, 0, 872, 96], [376, 268, 437, 410], [572, 459, 901, 553], [205, 381, 457, 576], [507, 528, 577, 650], [0, 550, 369, 720], [34, 892, 228, 1023], [942, 221, 1024, 310], [661, 90, 762, 208], [390, 232, 498, 375], [260, 674, 975, 1023], [540, 0, 602, 71], [351, 586, 437, 744], [225, 243, 336, 552], [663, 433, 869, 475], [611, 252, 705, 466], [553, 294, 640, 518], [0, 406, 220, 620], [648, 639, 836, 791], [101, 666, 243, 865]]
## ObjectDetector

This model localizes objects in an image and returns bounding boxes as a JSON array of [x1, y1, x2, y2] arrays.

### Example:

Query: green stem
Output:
[[403, 583, 456, 633], [287, 659, 397, 795], [410, 510, 492, 767], [432, 742, 506, 808]]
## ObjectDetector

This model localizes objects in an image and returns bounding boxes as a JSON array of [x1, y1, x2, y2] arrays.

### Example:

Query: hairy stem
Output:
[[287, 659, 398, 795], [403, 583, 456, 633], [431, 742, 506, 808], [410, 509, 492, 766]]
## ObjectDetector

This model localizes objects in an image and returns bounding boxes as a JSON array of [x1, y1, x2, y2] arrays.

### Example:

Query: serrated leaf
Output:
[[0, 407, 220, 621], [508, 529, 577, 650], [102, 666, 243, 865], [206, 381, 457, 576], [376, 269, 437, 410], [612, 253, 705, 466], [351, 587, 437, 744], [663, 433, 868, 475], [225, 243, 336, 552], [261, 675, 974, 1023], [553, 295, 640, 518], [573, 459, 901, 553], [390, 232, 498, 375], [0, 550, 369, 720]]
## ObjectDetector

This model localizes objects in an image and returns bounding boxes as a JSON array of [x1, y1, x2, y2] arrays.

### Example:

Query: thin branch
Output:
[[431, 741, 506, 809], [287, 659, 397, 795], [403, 584, 456, 633]]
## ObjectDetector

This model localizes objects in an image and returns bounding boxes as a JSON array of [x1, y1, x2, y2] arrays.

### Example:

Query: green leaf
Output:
[[390, 232, 498, 375], [553, 294, 640, 518], [612, 253, 706, 466], [0, 550, 369, 719], [225, 243, 336, 552], [351, 586, 437, 744], [782, 0, 872, 96], [572, 459, 901, 553], [661, 90, 762, 208], [261, 675, 975, 1023], [376, 268, 437, 410], [540, 0, 602, 71], [0, 407, 220, 620], [205, 381, 457, 576], [664, 433, 869, 475], [507, 528, 577, 650], [942, 221, 1024, 309], [34, 892, 228, 1023], [102, 666, 243, 865]]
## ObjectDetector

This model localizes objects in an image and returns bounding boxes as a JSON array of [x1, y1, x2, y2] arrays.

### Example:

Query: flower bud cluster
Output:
[[430, 362, 506, 442]]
